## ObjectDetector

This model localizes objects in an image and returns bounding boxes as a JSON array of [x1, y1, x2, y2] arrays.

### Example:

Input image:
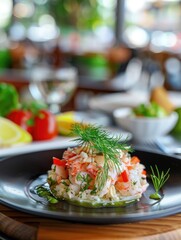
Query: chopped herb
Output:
[[76, 173, 92, 191], [61, 180, 69, 186], [149, 165, 170, 200], [47, 177, 56, 185], [36, 185, 58, 203], [76, 173, 83, 182], [71, 123, 132, 191], [90, 187, 97, 195]]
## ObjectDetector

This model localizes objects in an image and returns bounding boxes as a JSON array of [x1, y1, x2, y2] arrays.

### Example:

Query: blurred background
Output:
[[0, 0, 181, 111]]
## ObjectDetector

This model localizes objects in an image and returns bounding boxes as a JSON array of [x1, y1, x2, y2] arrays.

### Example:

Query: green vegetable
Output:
[[149, 165, 170, 200], [171, 107, 181, 135], [71, 124, 132, 191], [36, 185, 58, 204], [21, 101, 48, 115], [0, 83, 19, 116], [133, 102, 167, 118]]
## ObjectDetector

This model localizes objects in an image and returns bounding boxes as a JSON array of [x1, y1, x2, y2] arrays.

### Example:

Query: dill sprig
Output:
[[71, 123, 133, 191], [149, 165, 170, 200]]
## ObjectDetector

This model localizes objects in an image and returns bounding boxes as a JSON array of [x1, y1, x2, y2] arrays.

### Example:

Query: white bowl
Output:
[[113, 108, 178, 142]]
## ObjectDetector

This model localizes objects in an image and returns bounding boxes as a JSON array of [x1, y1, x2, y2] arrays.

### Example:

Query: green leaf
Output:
[[22, 101, 48, 115], [26, 118, 34, 126], [0, 83, 19, 116]]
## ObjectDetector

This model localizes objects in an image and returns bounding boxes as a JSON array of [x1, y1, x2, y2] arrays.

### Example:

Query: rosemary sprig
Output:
[[149, 165, 170, 200], [71, 123, 132, 191]]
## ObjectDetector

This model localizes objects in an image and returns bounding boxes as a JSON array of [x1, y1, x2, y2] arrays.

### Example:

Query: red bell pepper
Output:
[[117, 170, 129, 182], [53, 157, 66, 167]]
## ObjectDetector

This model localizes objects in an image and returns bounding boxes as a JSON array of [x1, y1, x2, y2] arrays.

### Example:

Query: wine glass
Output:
[[29, 66, 78, 114]]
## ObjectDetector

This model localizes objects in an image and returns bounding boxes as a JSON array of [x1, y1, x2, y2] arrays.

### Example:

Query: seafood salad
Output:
[[47, 124, 149, 207]]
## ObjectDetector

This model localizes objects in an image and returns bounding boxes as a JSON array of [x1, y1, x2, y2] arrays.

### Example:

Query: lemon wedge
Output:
[[56, 111, 75, 121], [56, 111, 87, 136], [0, 117, 32, 147], [56, 112, 77, 136]]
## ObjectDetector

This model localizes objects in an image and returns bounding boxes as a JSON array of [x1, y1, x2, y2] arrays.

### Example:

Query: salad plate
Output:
[[0, 136, 75, 158], [0, 148, 181, 224], [0, 127, 132, 158]]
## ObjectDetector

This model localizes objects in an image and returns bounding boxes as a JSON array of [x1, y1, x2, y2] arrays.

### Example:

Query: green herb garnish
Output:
[[149, 165, 170, 200], [71, 123, 132, 191], [36, 185, 58, 203], [76, 173, 92, 191]]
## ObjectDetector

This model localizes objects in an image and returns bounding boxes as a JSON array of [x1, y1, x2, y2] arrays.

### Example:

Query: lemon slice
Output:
[[0, 117, 32, 147]]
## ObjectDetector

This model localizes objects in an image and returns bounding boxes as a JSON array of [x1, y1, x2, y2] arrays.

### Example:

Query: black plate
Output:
[[0, 148, 181, 224]]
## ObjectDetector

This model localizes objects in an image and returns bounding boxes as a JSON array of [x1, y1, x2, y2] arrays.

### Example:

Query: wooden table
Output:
[[1, 203, 181, 240]]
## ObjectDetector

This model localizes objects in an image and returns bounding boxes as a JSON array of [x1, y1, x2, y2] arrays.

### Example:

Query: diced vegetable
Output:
[[117, 170, 129, 182], [131, 156, 140, 164], [53, 157, 66, 167]]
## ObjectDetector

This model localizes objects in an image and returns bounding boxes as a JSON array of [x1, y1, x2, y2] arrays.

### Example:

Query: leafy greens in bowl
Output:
[[113, 104, 178, 142], [132, 102, 168, 118]]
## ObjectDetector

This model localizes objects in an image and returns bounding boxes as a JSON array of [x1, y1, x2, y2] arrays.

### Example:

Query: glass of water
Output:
[[29, 66, 78, 114]]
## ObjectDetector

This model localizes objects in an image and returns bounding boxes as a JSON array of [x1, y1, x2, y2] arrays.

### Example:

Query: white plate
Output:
[[0, 136, 76, 158], [0, 111, 109, 158], [89, 90, 181, 114], [0, 127, 132, 158]]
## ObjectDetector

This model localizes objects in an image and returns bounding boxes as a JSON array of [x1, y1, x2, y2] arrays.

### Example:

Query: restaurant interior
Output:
[[0, 1, 181, 240]]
